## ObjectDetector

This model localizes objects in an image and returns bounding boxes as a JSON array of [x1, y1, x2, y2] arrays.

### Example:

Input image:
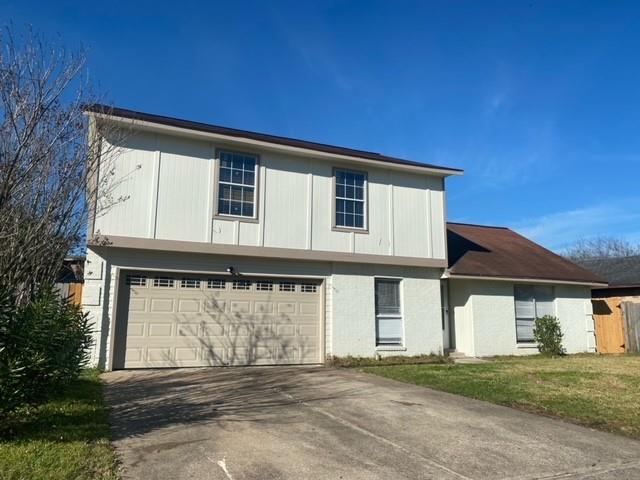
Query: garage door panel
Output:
[[148, 323, 173, 337], [230, 301, 251, 313], [177, 323, 202, 336], [150, 298, 174, 313], [278, 302, 296, 314], [255, 301, 274, 314], [129, 298, 146, 312], [117, 272, 322, 368], [299, 303, 318, 315], [204, 299, 226, 312], [177, 299, 200, 313], [127, 323, 145, 336]]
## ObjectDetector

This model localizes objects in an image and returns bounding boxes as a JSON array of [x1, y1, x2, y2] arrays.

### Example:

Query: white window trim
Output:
[[332, 167, 369, 233], [214, 149, 260, 222], [374, 278, 405, 347]]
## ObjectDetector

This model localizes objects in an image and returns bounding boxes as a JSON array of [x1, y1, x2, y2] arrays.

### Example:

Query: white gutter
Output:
[[87, 112, 463, 177], [441, 271, 608, 288]]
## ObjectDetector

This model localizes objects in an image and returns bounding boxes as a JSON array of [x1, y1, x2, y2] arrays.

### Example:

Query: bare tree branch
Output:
[[562, 236, 640, 260], [0, 26, 130, 304]]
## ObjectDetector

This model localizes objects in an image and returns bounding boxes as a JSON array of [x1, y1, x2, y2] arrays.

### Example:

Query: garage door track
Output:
[[103, 366, 640, 479]]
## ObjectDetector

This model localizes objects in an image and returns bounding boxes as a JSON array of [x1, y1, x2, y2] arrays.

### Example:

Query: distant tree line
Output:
[[562, 236, 640, 260]]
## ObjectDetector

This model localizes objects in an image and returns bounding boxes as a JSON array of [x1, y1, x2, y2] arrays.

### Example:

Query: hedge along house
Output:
[[82, 105, 605, 369], [443, 223, 606, 357]]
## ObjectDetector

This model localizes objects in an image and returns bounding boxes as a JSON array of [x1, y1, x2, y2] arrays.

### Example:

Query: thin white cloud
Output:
[[511, 200, 640, 252]]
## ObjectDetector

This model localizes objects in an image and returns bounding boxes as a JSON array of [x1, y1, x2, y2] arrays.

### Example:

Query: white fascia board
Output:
[[442, 271, 608, 288], [87, 112, 463, 178]]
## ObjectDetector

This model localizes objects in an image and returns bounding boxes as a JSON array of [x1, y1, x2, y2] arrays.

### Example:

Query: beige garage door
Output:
[[113, 271, 322, 368]]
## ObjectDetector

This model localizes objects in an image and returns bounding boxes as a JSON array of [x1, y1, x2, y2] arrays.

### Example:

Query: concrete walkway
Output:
[[103, 366, 640, 480]]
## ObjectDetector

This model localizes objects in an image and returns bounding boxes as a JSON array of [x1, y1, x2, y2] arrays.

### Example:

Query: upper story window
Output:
[[334, 169, 367, 230], [514, 285, 555, 343], [217, 151, 258, 219]]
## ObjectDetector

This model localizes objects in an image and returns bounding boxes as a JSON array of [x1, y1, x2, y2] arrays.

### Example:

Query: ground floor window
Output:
[[514, 285, 555, 343], [375, 279, 403, 346]]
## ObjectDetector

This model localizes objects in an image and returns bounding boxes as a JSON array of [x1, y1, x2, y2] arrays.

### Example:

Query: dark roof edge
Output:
[[84, 104, 463, 175], [447, 221, 509, 230], [446, 272, 608, 286]]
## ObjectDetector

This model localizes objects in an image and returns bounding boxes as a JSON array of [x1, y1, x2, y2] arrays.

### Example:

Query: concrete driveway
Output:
[[104, 366, 640, 480]]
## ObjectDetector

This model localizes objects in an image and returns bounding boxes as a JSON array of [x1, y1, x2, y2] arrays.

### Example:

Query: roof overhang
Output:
[[84, 107, 463, 177], [442, 271, 608, 288]]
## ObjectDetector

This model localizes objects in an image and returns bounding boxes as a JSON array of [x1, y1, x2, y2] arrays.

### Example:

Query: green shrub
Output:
[[0, 286, 93, 420], [533, 315, 564, 356]]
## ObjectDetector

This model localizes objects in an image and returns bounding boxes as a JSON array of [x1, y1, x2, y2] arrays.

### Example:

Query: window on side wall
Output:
[[217, 151, 258, 219], [375, 279, 403, 346], [334, 168, 367, 230], [514, 285, 554, 343]]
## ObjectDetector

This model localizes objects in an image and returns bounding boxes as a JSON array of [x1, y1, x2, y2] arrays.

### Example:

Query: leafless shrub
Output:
[[0, 26, 129, 304]]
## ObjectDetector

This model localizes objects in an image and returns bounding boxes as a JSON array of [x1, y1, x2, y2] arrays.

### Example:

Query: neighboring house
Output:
[[82, 105, 604, 369], [577, 256, 640, 299], [444, 224, 605, 357], [575, 256, 640, 353]]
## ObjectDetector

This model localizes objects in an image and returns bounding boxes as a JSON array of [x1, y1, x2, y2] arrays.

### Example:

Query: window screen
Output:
[[375, 279, 403, 346], [335, 169, 366, 229], [515, 285, 555, 343], [218, 151, 257, 218]]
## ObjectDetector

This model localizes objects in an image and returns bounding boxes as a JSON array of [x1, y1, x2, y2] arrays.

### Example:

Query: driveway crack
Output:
[[275, 388, 473, 480]]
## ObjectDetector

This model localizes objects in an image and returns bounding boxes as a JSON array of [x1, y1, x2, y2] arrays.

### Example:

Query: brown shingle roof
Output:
[[447, 222, 606, 284], [84, 104, 463, 175]]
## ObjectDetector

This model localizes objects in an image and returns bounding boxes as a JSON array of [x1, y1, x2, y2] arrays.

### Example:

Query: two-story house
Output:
[[83, 106, 605, 369], [83, 105, 461, 369]]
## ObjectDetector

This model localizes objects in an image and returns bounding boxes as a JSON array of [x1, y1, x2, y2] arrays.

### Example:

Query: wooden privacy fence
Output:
[[54, 282, 83, 305], [622, 302, 640, 352], [592, 298, 627, 353]]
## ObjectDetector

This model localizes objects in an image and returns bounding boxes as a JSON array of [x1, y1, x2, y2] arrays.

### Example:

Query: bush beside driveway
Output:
[[363, 353, 640, 439]]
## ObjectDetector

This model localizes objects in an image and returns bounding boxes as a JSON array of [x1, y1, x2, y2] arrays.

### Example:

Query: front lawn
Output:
[[0, 369, 118, 480], [362, 354, 640, 438]]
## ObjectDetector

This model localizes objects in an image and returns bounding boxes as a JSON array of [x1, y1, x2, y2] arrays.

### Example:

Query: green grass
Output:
[[0, 369, 119, 480], [362, 354, 640, 438]]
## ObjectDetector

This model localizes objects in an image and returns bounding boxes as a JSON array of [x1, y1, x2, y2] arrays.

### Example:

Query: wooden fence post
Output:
[[622, 302, 640, 353]]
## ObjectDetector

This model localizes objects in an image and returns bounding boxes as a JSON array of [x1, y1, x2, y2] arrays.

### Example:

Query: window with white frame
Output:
[[514, 285, 555, 343], [153, 276, 175, 288], [207, 279, 226, 289], [375, 279, 403, 346], [279, 282, 296, 292], [181, 278, 201, 289], [217, 151, 257, 218], [126, 274, 147, 286], [335, 169, 366, 229]]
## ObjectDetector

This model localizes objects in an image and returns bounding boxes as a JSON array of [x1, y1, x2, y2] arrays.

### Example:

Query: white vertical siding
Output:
[[212, 219, 235, 244], [310, 160, 351, 252], [94, 131, 157, 238], [392, 172, 430, 258], [154, 136, 212, 242], [262, 153, 308, 250], [96, 129, 449, 262]]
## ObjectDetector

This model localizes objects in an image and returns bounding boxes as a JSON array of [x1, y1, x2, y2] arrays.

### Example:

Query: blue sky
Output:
[[3, 0, 640, 251]]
